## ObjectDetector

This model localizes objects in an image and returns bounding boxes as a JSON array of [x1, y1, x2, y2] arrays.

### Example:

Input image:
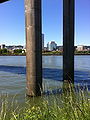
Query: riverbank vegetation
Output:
[[1, 48, 90, 56], [0, 49, 26, 56], [43, 50, 90, 55], [0, 88, 90, 120]]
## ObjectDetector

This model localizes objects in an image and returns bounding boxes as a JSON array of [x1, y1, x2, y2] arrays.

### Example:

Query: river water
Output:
[[0, 56, 90, 100]]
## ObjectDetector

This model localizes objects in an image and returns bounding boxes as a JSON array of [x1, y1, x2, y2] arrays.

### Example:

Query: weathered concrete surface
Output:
[[63, 0, 75, 83], [0, 0, 9, 3], [25, 0, 42, 96]]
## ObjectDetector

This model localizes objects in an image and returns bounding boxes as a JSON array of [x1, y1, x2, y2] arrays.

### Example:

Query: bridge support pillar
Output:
[[25, 0, 42, 96], [63, 0, 75, 83]]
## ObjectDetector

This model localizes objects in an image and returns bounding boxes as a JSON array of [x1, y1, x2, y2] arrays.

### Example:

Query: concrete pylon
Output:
[[63, 0, 75, 83], [25, 0, 42, 96]]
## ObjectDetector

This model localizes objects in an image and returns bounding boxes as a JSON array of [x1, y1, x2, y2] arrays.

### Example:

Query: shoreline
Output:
[[0, 54, 90, 56]]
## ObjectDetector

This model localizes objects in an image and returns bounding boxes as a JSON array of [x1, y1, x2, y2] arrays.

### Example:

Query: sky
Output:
[[0, 0, 90, 46]]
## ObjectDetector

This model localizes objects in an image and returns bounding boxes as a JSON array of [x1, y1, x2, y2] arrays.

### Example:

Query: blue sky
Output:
[[0, 0, 90, 46]]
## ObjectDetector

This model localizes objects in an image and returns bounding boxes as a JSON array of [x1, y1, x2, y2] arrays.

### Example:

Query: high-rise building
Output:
[[42, 34, 44, 50], [47, 41, 57, 51]]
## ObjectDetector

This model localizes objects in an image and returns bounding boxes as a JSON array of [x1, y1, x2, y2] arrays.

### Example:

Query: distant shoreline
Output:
[[0, 54, 90, 56], [43, 53, 90, 56]]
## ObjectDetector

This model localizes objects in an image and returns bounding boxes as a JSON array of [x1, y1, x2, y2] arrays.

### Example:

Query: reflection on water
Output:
[[0, 56, 90, 101]]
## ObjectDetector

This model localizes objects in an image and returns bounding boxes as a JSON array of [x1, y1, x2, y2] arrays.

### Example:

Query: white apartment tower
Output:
[[47, 41, 57, 51]]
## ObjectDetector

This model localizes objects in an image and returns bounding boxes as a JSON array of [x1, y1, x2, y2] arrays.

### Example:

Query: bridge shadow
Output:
[[0, 65, 90, 90], [0, 65, 26, 74], [0, 65, 63, 81]]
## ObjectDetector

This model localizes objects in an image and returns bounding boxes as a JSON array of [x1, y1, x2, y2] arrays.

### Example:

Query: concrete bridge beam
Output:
[[0, 0, 10, 3]]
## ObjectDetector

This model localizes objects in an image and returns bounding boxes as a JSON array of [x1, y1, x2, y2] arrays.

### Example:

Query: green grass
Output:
[[0, 88, 90, 120]]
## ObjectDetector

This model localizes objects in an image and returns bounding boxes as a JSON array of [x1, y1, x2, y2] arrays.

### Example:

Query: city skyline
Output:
[[1, 42, 90, 48], [0, 0, 90, 46]]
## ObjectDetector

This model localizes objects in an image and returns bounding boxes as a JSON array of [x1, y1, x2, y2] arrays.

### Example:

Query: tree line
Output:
[[1, 48, 90, 56], [0, 49, 26, 56]]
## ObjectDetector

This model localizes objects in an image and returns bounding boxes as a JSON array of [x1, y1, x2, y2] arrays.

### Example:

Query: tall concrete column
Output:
[[63, 0, 75, 83], [25, 0, 42, 96]]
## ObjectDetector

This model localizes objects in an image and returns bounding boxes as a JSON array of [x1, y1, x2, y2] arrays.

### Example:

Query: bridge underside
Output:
[[0, 0, 9, 3]]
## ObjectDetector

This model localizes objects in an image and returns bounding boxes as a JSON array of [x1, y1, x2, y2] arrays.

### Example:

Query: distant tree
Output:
[[2, 48, 8, 53], [14, 49, 22, 55], [0, 49, 2, 55]]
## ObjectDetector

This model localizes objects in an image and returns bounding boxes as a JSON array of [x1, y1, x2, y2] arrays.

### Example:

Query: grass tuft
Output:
[[0, 87, 90, 120]]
